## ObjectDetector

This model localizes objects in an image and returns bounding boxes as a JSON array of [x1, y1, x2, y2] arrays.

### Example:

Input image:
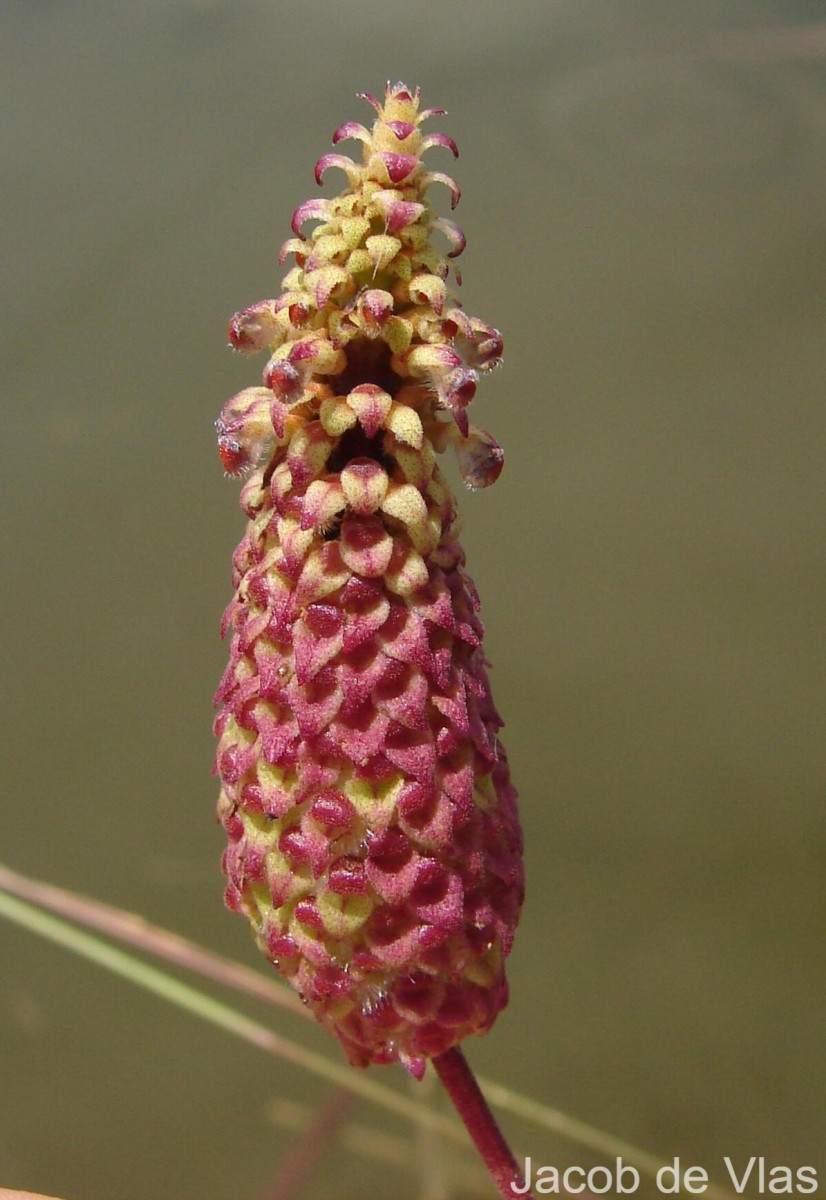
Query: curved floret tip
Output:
[[333, 121, 371, 146]]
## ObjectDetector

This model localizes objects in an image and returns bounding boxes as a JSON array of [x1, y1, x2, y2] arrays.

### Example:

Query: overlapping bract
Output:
[[214, 82, 523, 1077]]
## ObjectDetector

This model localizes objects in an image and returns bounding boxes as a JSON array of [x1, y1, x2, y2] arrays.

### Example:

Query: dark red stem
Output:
[[432, 1046, 534, 1200]]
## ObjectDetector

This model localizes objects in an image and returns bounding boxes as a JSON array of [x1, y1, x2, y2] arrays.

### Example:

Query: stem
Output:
[[0, 864, 732, 1200], [0, 1193, 68, 1200], [0, 888, 466, 1147], [0, 861, 307, 1019], [432, 1046, 533, 1200], [260, 1087, 353, 1200], [412, 1069, 449, 1200]]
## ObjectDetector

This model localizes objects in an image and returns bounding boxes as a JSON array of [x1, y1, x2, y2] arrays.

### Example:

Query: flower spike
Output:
[[214, 83, 522, 1078]]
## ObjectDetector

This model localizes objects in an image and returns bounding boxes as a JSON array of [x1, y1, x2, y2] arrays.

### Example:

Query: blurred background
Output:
[[1, 1, 824, 1197]]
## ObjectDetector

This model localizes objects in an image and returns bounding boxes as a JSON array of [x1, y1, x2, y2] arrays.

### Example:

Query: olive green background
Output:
[[2, 2, 824, 1198]]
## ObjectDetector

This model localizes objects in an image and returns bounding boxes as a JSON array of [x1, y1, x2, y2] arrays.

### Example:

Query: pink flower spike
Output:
[[214, 83, 522, 1083]]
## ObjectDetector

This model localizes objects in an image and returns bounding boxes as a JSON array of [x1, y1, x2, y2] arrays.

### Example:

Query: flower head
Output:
[[214, 82, 523, 1078]]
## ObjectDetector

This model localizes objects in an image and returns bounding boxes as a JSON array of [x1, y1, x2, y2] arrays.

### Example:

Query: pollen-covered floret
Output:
[[214, 81, 522, 1077]]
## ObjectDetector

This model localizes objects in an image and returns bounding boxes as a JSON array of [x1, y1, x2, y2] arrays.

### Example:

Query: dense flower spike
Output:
[[214, 82, 523, 1078]]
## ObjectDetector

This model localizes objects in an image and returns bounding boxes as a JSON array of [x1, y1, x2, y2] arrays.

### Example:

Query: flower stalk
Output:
[[214, 76, 524, 1134], [434, 1046, 533, 1200]]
